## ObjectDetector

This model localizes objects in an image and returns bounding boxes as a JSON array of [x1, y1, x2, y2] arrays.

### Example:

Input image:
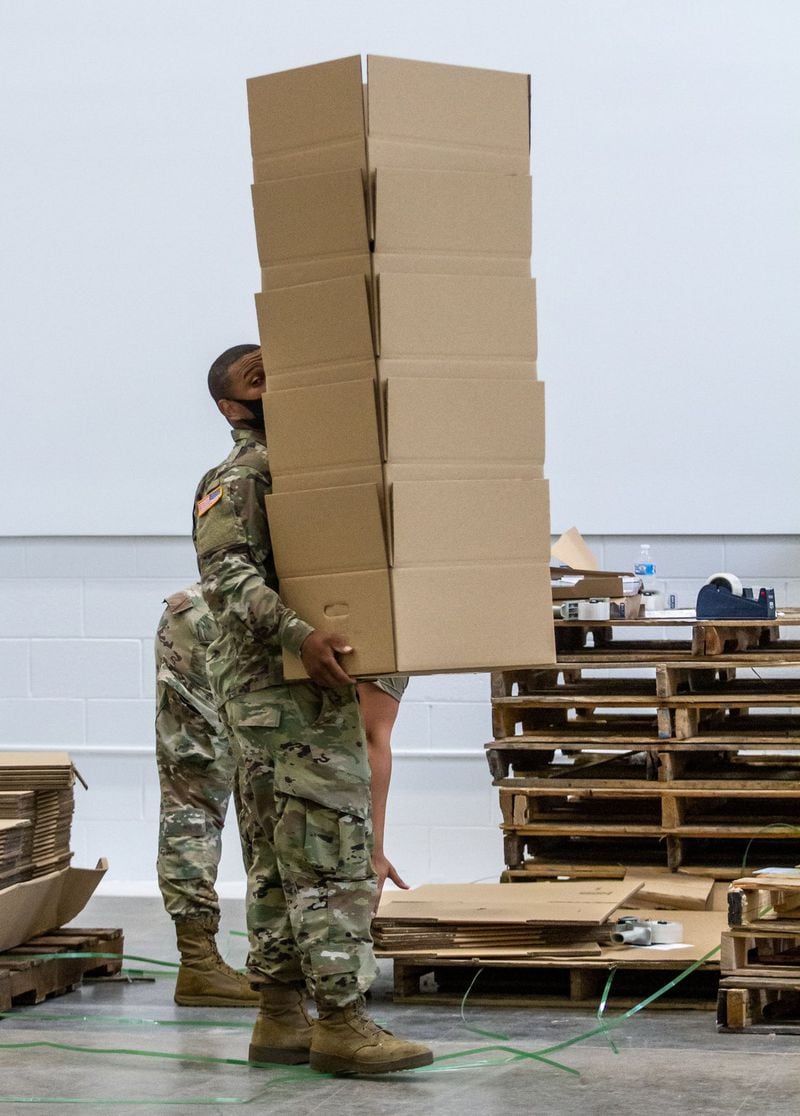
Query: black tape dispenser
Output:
[[696, 572, 776, 620]]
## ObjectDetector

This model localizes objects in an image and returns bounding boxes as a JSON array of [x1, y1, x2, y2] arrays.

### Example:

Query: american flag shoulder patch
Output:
[[196, 485, 223, 517]]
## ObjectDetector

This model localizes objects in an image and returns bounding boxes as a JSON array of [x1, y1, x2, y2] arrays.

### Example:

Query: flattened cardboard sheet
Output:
[[247, 56, 366, 181], [367, 55, 530, 174], [376, 881, 643, 926], [377, 274, 536, 360], [0, 859, 108, 954]]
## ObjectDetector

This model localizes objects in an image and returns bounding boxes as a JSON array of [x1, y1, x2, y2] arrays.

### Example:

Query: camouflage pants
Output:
[[222, 682, 378, 1008], [156, 681, 249, 925]]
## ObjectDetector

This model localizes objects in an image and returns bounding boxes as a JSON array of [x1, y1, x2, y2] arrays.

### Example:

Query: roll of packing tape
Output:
[[577, 598, 610, 621], [648, 919, 684, 945], [642, 590, 665, 612], [705, 572, 743, 597]]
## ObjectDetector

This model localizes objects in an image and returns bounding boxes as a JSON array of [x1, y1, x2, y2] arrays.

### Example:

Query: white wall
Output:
[[2, 0, 799, 534], [2, 533, 799, 894]]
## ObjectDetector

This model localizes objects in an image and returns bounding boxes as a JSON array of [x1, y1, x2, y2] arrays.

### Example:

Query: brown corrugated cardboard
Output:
[[266, 484, 387, 578], [281, 570, 396, 678], [377, 357, 537, 382], [390, 479, 550, 566], [392, 562, 555, 671], [271, 464, 384, 495], [263, 378, 382, 478], [376, 880, 642, 926], [376, 273, 537, 361], [254, 169, 370, 290], [256, 275, 376, 390], [366, 56, 530, 174], [384, 378, 544, 467], [552, 527, 600, 571], [0, 859, 108, 954], [551, 574, 626, 601], [247, 56, 366, 182], [372, 168, 531, 275]]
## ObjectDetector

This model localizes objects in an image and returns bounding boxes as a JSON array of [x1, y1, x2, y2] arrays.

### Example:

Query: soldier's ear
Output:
[[218, 399, 241, 423]]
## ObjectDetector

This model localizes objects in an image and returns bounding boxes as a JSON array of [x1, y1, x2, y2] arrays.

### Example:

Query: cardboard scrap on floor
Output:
[[623, 871, 715, 911]]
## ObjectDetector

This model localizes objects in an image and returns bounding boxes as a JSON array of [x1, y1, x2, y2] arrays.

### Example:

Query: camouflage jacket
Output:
[[192, 428, 313, 703], [155, 583, 222, 732]]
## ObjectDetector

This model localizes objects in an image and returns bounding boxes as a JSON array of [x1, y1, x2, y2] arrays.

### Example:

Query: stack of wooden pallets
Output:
[[488, 614, 800, 879], [718, 872, 800, 1032]]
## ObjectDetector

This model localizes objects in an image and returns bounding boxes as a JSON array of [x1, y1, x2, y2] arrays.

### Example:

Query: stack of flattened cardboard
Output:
[[0, 754, 75, 879], [247, 55, 556, 675], [0, 752, 108, 954], [374, 880, 644, 958], [0, 819, 34, 889]]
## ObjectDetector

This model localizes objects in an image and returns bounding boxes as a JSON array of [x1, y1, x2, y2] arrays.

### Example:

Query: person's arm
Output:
[[195, 470, 352, 685], [358, 682, 409, 903]]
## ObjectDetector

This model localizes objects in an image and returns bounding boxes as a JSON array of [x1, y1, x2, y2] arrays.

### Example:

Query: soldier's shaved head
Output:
[[207, 344, 260, 403]]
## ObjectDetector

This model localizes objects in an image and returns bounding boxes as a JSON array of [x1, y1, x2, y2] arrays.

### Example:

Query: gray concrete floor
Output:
[[0, 896, 797, 1114]]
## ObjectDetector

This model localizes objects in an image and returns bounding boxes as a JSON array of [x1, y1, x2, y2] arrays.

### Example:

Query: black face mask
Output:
[[232, 396, 264, 429]]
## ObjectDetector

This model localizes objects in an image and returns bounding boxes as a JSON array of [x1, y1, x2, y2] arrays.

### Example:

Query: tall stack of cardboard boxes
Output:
[[247, 55, 555, 676]]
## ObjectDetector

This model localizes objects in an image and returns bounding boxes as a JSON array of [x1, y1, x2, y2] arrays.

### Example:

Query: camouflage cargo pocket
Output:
[[158, 808, 210, 879], [302, 803, 370, 879]]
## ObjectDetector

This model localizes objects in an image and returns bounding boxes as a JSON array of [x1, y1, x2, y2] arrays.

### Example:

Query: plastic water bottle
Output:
[[634, 543, 656, 591]]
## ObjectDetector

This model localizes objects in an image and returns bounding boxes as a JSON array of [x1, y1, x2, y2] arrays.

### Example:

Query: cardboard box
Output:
[[376, 357, 537, 382], [376, 273, 537, 361], [256, 275, 376, 390], [247, 53, 529, 181], [253, 169, 370, 290], [390, 478, 550, 566], [372, 168, 531, 276], [267, 484, 388, 578], [281, 570, 397, 677], [263, 378, 382, 479], [247, 55, 366, 182], [366, 55, 530, 175], [391, 562, 554, 671], [383, 377, 544, 468], [0, 859, 107, 954], [550, 571, 626, 601]]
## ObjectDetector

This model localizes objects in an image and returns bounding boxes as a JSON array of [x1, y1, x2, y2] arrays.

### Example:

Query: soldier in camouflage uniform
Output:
[[155, 584, 258, 1006], [192, 343, 431, 1075]]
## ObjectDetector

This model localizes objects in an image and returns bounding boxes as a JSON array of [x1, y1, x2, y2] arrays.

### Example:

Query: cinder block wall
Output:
[[2, 535, 799, 894]]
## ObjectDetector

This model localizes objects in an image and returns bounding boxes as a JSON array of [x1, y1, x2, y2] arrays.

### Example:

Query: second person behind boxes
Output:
[[191, 344, 431, 1075]]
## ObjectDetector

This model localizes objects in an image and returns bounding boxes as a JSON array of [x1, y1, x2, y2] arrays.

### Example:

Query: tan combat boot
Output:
[[310, 998, 433, 1075], [248, 982, 314, 1065], [173, 917, 259, 1007]]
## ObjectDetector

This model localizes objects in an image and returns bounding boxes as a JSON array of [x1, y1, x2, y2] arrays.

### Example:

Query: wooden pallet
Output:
[[726, 874, 800, 928], [0, 927, 123, 1011], [391, 955, 719, 1010], [498, 784, 800, 836], [718, 978, 800, 1033], [502, 834, 800, 873]]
